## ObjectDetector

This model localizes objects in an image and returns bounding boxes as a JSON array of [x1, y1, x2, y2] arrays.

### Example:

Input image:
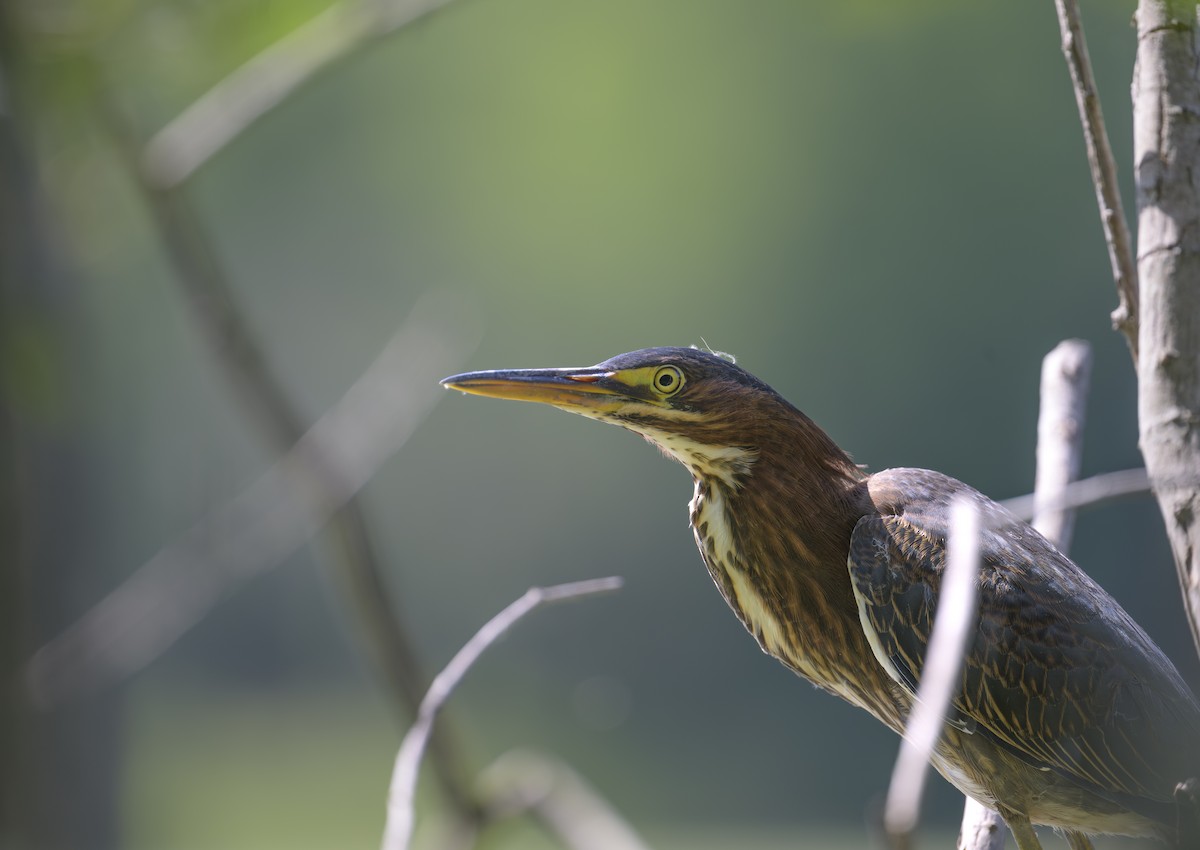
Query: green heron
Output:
[[442, 347, 1200, 850]]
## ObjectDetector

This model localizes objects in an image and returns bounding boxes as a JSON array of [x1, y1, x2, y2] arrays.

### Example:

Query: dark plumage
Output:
[[442, 346, 1200, 849]]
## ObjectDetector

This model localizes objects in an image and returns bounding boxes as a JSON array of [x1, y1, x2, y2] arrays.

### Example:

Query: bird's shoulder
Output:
[[861, 467, 1099, 607]]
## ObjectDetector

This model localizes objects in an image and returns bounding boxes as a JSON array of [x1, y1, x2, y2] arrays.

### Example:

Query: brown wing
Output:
[[848, 469, 1200, 828]]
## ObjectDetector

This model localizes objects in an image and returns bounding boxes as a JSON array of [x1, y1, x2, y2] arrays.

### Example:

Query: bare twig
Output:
[[1054, 0, 1139, 356], [999, 467, 1151, 522], [25, 291, 479, 704], [103, 93, 440, 719], [473, 749, 652, 850], [884, 497, 981, 849], [958, 340, 1093, 850], [100, 93, 482, 817], [381, 577, 625, 850], [1133, 0, 1200, 659], [143, 0, 466, 187]]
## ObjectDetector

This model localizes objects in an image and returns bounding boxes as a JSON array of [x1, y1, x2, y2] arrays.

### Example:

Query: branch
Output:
[[883, 497, 981, 850], [957, 799, 1006, 850], [1133, 0, 1200, 658], [142, 0, 465, 188], [1032, 339, 1093, 546], [25, 291, 479, 704], [100, 93, 483, 817], [380, 578, 625, 850], [474, 750, 653, 850], [1054, 0, 1140, 356], [998, 466, 1151, 522], [958, 340, 1093, 850]]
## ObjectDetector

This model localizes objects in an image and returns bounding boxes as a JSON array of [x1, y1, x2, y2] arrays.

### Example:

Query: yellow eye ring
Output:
[[652, 366, 684, 395]]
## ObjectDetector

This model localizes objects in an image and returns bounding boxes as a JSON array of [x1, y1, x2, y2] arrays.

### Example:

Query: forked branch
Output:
[[381, 578, 625, 850], [26, 292, 478, 704]]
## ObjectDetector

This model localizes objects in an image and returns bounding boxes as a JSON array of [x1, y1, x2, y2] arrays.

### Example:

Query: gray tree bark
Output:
[[1133, 0, 1200, 655]]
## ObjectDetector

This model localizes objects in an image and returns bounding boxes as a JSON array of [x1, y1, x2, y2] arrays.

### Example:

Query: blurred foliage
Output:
[[4, 0, 1186, 848]]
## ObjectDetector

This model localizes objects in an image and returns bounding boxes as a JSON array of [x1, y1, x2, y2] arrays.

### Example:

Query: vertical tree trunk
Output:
[[1, 46, 41, 850], [0, 121, 33, 850], [1, 15, 123, 848], [1133, 0, 1200, 655]]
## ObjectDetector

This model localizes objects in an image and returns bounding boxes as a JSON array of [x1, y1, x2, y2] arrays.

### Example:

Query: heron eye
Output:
[[653, 366, 684, 395]]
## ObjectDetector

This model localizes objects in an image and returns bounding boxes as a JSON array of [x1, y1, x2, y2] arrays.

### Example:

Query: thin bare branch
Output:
[[1054, 0, 1140, 357], [473, 749, 653, 850], [381, 578, 625, 850], [25, 291, 479, 704], [959, 340, 1093, 849], [999, 467, 1151, 522], [143, 0, 465, 188], [884, 497, 981, 849], [100, 93, 482, 818]]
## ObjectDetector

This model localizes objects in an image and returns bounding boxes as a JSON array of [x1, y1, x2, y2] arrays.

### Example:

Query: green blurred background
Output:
[[2, 0, 1189, 847]]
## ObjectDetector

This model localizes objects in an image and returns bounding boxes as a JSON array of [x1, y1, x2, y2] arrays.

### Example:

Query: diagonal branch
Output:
[[99, 93, 482, 818], [142, 0, 468, 188], [433, 748, 655, 850], [1054, 0, 1140, 358], [473, 750, 653, 850], [998, 466, 1150, 521], [25, 290, 478, 705], [381, 578, 625, 850], [883, 497, 982, 850]]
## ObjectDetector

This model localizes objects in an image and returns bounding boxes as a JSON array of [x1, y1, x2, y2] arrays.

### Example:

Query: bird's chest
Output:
[[690, 486, 791, 659], [689, 484, 845, 692], [688, 482, 908, 728]]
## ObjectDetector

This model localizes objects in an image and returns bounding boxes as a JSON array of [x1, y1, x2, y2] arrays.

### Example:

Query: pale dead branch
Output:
[[475, 749, 652, 850], [883, 496, 981, 849], [381, 578, 625, 850], [958, 340, 1093, 849], [103, 91, 455, 727], [1031, 340, 1093, 546], [143, 0, 467, 187], [998, 467, 1150, 522], [101, 71, 483, 816], [957, 799, 1006, 850], [26, 291, 480, 705]]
